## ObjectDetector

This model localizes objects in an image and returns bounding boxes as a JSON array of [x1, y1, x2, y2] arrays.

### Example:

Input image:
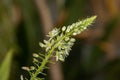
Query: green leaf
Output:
[[0, 49, 14, 80]]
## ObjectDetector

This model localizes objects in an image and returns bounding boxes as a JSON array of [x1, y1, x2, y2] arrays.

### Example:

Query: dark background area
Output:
[[0, 0, 120, 80]]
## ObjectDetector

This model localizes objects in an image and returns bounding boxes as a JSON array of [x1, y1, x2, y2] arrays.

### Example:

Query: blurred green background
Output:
[[0, 0, 120, 80]]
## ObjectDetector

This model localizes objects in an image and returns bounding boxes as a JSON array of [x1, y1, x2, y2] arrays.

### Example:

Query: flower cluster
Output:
[[21, 16, 97, 80], [39, 16, 97, 61]]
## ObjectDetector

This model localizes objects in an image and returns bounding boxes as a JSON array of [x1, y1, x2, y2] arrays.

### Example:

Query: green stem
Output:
[[30, 29, 74, 80], [30, 46, 55, 80]]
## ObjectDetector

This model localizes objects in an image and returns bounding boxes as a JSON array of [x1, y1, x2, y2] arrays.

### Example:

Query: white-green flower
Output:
[[47, 28, 59, 38], [62, 26, 66, 31]]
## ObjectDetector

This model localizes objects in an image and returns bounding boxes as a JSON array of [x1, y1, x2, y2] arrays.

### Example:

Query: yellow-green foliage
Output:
[[0, 49, 14, 80]]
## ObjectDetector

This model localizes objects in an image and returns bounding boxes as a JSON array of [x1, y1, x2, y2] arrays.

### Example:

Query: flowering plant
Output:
[[21, 16, 97, 80]]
